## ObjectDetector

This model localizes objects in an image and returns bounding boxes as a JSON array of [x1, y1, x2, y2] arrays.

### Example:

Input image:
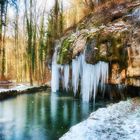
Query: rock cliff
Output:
[[56, 0, 140, 87]]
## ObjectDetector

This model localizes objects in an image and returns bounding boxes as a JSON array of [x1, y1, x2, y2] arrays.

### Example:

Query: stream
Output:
[[0, 90, 112, 140]]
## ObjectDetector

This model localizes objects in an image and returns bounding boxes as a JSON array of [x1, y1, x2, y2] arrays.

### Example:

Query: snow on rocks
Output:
[[60, 98, 140, 140], [0, 84, 32, 93]]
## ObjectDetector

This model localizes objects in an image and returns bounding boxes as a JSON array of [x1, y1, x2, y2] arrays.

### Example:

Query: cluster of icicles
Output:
[[51, 47, 109, 102]]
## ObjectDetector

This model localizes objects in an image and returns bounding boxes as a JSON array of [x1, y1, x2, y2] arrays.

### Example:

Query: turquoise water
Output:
[[0, 91, 110, 140]]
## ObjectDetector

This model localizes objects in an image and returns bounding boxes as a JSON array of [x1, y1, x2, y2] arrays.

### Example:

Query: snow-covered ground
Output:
[[0, 84, 33, 93], [60, 98, 140, 140]]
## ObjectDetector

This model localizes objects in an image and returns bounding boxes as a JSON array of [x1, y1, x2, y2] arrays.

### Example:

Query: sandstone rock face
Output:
[[72, 35, 86, 58], [57, 1, 140, 87], [126, 27, 140, 86], [110, 63, 122, 84], [110, 7, 140, 86]]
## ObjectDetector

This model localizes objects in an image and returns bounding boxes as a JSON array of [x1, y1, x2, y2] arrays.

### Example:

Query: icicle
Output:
[[51, 47, 60, 92], [72, 55, 82, 95], [81, 55, 93, 102], [51, 43, 109, 103], [100, 62, 109, 96], [63, 65, 70, 91], [79, 55, 109, 103], [92, 63, 101, 103]]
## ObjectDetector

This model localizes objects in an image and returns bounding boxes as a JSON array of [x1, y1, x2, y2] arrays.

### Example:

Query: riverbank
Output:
[[0, 84, 49, 101], [60, 98, 140, 140]]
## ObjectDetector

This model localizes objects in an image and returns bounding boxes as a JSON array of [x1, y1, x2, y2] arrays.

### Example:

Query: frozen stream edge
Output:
[[60, 98, 140, 140], [0, 84, 33, 93]]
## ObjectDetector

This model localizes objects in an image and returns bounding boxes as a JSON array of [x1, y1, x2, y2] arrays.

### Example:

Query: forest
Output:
[[0, 0, 98, 85], [0, 0, 140, 140]]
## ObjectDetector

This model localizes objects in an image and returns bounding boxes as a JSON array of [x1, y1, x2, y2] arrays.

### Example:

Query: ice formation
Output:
[[51, 47, 109, 102], [51, 47, 60, 92], [132, 7, 140, 21], [72, 55, 83, 95], [63, 65, 70, 91], [81, 59, 108, 102]]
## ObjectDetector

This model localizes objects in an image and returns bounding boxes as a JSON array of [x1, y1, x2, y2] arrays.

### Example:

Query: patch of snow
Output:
[[0, 118, 13, 123], [11, 84, 32, 91], [0, 84, 33, 93], [60, 99, 140, 140], [132, 8, 140, 21]]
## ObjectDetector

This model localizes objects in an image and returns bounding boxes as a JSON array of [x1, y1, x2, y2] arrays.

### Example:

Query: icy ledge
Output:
[[60, 98, 140, 140]]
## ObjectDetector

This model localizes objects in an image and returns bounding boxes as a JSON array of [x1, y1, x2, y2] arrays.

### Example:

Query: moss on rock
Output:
[[85, 27, 129, 70], [57, 36, 75, 64]]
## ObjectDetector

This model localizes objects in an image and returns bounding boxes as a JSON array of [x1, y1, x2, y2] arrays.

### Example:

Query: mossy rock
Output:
[[57, 36, 75, 64], [85, 29, 129, 70]]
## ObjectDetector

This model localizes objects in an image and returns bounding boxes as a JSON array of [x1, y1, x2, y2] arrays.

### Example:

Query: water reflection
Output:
[[0, 92, 108, 140]]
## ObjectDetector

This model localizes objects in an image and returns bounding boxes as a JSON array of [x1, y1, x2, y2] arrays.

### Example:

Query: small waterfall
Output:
[[51, 47, 109, 102]]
